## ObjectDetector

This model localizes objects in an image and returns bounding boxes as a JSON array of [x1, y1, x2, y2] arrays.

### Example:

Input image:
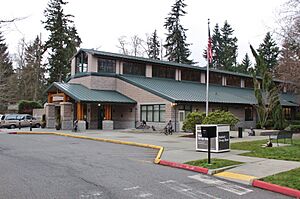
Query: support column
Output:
[[60, 102, 73, 130], [45, 103, 55, 128], [76, 102, 86, 131], [103, 104, 113, 130]]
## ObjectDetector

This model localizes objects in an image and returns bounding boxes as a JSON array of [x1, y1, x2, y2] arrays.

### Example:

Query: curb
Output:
[[10, 132, 164, 164], [159, 160, 209, 174], [252, 180, 300, 198]]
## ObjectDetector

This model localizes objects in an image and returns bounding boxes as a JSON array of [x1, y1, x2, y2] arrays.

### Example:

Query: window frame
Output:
[[140, 104, 165, 122], [97, 58, 116, 73], [245, 106, 253, 121]]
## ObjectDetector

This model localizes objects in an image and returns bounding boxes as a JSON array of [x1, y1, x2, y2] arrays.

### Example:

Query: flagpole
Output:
[[205, 19, 210, 116]]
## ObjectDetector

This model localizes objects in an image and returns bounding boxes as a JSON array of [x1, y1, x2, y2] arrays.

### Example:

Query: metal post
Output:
[[30, 120, 32, 131], [208, 137, 211, 164], [19, 119, 21, 129]]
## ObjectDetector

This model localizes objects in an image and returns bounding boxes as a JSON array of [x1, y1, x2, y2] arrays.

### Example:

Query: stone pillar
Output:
[[103, 120, 114, 130], [45, 103, 55, 128], [60, 102, 73, 130], [78, 120, 86, 131]]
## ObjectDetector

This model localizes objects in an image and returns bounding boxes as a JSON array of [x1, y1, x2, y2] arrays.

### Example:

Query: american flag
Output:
[[207, 22, 212, 63]]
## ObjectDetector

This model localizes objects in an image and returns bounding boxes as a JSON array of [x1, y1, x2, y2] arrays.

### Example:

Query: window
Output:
[[152, 65, 176, 79], [209, 73, 222, 85], [283, 107, 292, 120], [123, 62, 145, 76], [181, 69, 200, 82], [98, 58, 116, 73], [245, 106, 253, 121], [244, 78, 254, 88], [141, 104, 165, 122], [226, 75, 241, 87], [75, 52, 88, 73]]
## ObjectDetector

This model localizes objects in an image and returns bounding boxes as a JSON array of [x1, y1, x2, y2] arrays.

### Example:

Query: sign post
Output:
[[200, 126, 217, 164]]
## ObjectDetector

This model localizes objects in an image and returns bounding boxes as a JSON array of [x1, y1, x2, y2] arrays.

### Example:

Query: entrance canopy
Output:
[[46, 82, 136, 104]]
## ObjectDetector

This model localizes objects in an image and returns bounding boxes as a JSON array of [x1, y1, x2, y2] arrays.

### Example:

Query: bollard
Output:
[[30, 120, 32, 131], [19, 119, 21, 130]]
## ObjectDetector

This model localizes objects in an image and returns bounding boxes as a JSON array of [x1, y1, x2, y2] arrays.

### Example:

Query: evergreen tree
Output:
[[250, 45, 284, 129], [0, 30, 14, 108], [257, 32, 280, 74], [203, 21, 238, 71], [22, 36, 46, 101], [203, 23, 222, 68], [148, 30, 160, 60], [220, 21, 238, 71], [164, 0, 193, 64], [235, 53, 251, 74], [43, 0, 81, 84]]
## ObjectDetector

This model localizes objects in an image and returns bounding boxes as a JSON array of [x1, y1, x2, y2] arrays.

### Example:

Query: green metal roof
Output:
[[77, 48, 292, 84], [119, 75, 298, 106], [48, 82, 136, 103]]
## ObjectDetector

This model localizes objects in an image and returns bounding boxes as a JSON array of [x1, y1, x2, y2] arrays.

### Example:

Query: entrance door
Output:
[[97, 105, 104, 129], [178, 110, 185, 131]]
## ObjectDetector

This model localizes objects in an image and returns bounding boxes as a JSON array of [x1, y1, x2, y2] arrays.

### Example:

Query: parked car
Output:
[[2, 114, 41, 129]]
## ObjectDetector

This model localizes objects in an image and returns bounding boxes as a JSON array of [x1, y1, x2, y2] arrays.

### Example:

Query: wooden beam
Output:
[[77, 102, 83, 120]]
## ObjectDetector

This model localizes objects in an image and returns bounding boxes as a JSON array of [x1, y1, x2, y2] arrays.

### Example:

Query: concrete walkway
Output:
[[2, 127, 300, 185]]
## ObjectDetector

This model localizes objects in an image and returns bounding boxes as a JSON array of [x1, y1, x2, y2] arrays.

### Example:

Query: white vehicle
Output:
[[2, 114, 41, 129]]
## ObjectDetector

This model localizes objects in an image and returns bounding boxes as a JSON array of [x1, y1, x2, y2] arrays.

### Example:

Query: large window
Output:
[[181, 69, 200, 82], [75, 52, 88, 73], [141, 104, 165, 122], [98, 58, 116, 73], [245, 106, 253, 121], [152, 65, 176, 79], [123, 62, 146, 76]]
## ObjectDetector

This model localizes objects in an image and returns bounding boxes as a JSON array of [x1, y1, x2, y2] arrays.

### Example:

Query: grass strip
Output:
[[184, 158, 243, 169], [261, 167, 300, 190], [230, 139, 300, 161]]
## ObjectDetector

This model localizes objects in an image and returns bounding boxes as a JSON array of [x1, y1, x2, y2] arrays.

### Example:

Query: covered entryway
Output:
[[45, 82, 136, 130]]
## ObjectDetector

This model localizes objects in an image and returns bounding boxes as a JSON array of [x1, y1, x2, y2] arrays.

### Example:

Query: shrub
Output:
[[18, 100, 43, 114], [182, 112, 206, 134], [202, 110, 239, 127]]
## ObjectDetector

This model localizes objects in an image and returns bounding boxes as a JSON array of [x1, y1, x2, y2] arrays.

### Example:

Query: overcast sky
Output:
[[1, 0, 286, 66]]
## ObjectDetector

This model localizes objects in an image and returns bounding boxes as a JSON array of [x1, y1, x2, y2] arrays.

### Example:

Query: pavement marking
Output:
[[189, 174, 253, 196], [123, 186, 140, 191], [214, 171, 256, 182], [160, 180, 220, 199], [138, 193, 153, 198]]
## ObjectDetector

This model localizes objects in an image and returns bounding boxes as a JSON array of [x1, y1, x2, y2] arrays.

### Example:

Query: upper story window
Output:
[[123, 61, 145, 76], [209, 72, 222, 85], [98, 58, 116, 73], [152, 65, 175, 79], [226, 75, 241, 87], [75, 51, 88, 73], [181, 68, 200, 82], [244, 78, 254, 88]]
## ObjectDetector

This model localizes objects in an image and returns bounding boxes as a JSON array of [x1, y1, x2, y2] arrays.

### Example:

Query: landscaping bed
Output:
[[230, 138, 300, 161], [184, 158, 243, 169]]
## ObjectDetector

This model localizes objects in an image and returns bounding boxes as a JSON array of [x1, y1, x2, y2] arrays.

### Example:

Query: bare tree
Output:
[[117, 36, 129, 55], [117, 35, 149, 57]]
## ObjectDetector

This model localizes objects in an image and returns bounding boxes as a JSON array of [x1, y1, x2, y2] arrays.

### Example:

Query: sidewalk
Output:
[[3, 127, 300, 185]]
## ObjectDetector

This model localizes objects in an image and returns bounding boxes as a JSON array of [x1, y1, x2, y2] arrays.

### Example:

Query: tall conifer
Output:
[[164, 0, 193, 64], [43, 0, 81, 84]]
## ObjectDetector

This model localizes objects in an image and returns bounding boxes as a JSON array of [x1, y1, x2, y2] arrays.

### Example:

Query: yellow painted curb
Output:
[[214, 171, 257, 182], [14, 132, 164, 164]]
